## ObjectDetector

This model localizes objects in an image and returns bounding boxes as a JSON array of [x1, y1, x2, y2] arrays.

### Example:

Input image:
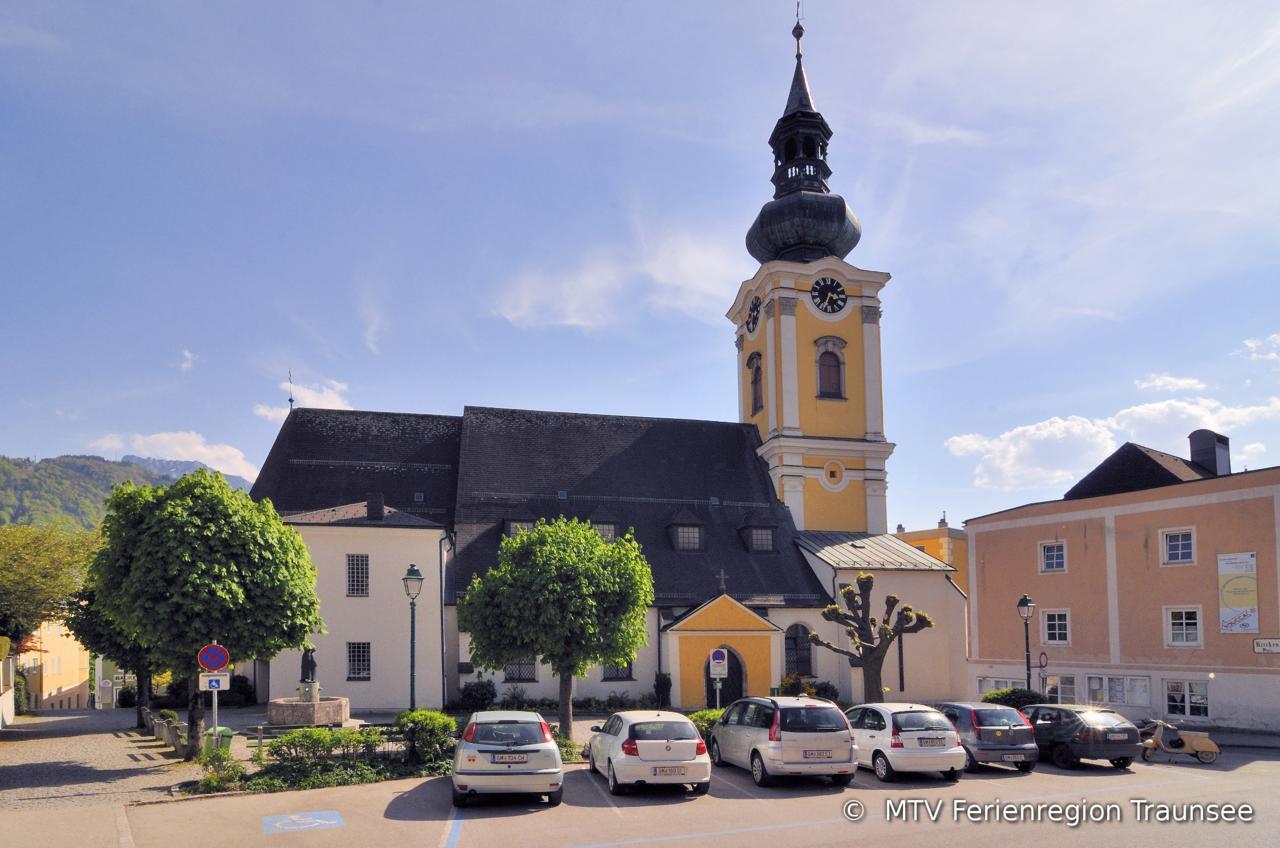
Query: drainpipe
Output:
[[439, 530, 454, 710]]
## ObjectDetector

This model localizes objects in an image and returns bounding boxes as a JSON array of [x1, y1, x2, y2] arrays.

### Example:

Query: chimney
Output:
[[938, 511, 948, 529], [366, 492, 385, 521], [895, 523, 905, 534], [1189, 430, 1231, 476]]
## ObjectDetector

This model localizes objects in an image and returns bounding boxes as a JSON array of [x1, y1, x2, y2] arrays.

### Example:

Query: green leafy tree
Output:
[[90, 470, 323, 758], [0, 524, 97, 640], [64, 582, 155, 728], [457, 517, 654, 740], [809, 572, 935, 703]]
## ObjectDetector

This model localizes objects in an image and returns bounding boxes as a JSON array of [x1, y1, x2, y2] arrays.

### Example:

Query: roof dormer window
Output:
[[748, 527, 775, 552], [674, 525, 702, 551], [506, 520, 534, 537], [592, 522, 617, 540]]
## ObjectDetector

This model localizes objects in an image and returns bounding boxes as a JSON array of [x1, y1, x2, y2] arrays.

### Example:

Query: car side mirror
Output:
[[590, 725, 602, 733]]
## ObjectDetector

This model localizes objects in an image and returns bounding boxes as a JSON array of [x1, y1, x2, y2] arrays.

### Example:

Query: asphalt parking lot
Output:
[[120, 748, 1279, 848]]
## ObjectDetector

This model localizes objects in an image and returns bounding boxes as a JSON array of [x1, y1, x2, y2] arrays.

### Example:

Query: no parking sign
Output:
[[709, 648, 728, 679]]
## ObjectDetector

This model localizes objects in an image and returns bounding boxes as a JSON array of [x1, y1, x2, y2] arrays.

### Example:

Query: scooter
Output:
[[1139, 719, 1219, 764]]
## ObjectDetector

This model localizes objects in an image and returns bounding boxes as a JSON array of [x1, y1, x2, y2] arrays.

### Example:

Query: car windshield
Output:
[[893, 711, 952, 732], [1081, 712, 1127, 728], [974, 708, 1024, 728], [779, 706, 846, 733], [629, 721, 698, 741], [472, 721, 544, 745]]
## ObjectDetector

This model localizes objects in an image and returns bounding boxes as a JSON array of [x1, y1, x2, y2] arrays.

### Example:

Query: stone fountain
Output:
[[266, 648, 350, 725]]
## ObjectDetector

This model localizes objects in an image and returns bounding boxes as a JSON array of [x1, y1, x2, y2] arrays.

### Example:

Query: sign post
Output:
[[709, 648, 728, 709], [198, 643, 231, 749]]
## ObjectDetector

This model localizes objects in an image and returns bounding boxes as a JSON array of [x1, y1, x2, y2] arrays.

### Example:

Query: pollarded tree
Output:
[[457, 517, 654, 740], [91, 470, 323, 758], [808, 572, 934, 703]]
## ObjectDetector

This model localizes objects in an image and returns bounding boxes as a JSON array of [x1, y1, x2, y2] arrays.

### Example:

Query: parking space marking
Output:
[[580, 766, 624, 818], [436, 806, 462, 848], [572, 816, 846, 848]]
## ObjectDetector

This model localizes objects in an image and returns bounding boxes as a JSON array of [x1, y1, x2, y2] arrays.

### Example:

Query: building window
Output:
[[817, 352, 843, 398], [1043, 674, 1076, 704], [1087, 674, 1151, 706], [977, 677, 1019, 694], [507, 520, 534, 537], [1161, 528, 1195, 565], [748, 527, 774, 552], [1166, 679, 1209, 718], [346, 642, 371, 681], [1166, 607, 1202, 646], [747, 352, 763, 415], [602, 661, 633, 681], [504, 657, 536, 682], [1043, 610, 1070, 645], [346, 554, 369, 597], [674, 525, 702, 551], [592, 522, 617, 540], [784, 624, 813, 677], [1039, 541, 1066, 572]]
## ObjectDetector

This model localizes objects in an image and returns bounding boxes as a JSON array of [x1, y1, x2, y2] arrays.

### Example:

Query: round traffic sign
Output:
[[199, 643, 230, 672], [711, 648, 727, 663], [1038, 651, 1049, 670]]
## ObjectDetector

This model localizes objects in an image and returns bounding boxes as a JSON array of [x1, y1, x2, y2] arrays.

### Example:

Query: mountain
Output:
[[0, 455, 250, 529]]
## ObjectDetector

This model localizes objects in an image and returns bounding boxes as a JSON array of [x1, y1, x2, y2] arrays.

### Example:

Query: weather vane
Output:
[[288, 369, 295, 411]]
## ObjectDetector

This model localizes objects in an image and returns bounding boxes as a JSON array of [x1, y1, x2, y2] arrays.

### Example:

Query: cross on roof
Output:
[[715, 568, 729, 593]]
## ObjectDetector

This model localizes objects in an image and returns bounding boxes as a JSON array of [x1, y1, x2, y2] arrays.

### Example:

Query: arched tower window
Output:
[[814, 336, 847, 399], [802, 136, 816, 158], [747, 351, 764, 415], [784, 138, 797, 162], [785, 623, 813, 677]]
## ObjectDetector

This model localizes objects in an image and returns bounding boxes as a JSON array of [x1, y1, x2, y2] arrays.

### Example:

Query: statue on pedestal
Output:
[[300, 648, 317, 683]]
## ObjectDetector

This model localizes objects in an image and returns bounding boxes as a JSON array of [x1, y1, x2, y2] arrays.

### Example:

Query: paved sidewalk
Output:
[[0, 709, 198, 810]]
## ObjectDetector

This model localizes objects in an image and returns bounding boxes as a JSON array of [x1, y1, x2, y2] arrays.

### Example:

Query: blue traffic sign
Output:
[[198, 643, 230, 672], [263, 811, 345, 834]]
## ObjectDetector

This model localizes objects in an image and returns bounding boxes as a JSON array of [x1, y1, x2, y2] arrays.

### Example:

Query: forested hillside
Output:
[[0, 455, 171, 528]]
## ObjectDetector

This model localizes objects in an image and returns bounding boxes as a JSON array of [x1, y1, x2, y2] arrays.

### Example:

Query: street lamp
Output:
[[1016, 594, 1036, 690], [403, 563, 425, 710]]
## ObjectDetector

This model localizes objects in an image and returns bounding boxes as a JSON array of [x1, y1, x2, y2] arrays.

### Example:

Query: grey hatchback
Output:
[[936, 702, 1038, 772]]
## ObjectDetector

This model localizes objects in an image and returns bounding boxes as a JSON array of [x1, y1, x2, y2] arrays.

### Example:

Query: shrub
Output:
[[536, 698, 559, 714], [812, 680, 841, 702], [331, 728, 364, 759], [499, 685, 529, 710], [167, 677, 190, 702], [654, 672, 672, 708], [460, 679, 497, 713], [194, 746, 244, 793], [982, 688, 1045, 710], [636, 693, 657, 709], [116, 686, 137, 708], [572, 696, 604, 713], [358, 726, 386, 757], [780, 672, 816, 697], [554, 734, 580, 761], [217, 692, 247, 708], [688, 708, 724, 742], [605, 690, 635, 711], [14, 670, 29, 715], [243, 775, 288, 793], [395, 709, 457, 763], [157, 709, 179, 723], [268, 727, 336, 765], [229, 674, 257, 705]]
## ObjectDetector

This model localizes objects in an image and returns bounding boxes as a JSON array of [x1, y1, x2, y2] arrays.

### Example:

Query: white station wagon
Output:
[[451, 710, 564, 807], [586, 711, 712, 796], [709, 696, 857, 787]]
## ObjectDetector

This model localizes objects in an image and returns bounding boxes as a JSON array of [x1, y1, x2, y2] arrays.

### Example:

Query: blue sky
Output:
[[3, 1, 1279, 531]]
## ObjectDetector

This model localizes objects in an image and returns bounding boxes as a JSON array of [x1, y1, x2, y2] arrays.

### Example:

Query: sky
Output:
[[2, 1, 1280, 531]]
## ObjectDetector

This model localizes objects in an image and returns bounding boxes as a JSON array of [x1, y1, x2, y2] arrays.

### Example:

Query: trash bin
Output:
[[203, 726, 234, 753]]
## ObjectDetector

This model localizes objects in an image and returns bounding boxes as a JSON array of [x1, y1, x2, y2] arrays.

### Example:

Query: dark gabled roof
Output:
[[449, 406, 828, 607], [1063, 442, 1212, 500], [283, 501, 442, 529], [796, 531, 954, 571], [251, 408, 461, 524]]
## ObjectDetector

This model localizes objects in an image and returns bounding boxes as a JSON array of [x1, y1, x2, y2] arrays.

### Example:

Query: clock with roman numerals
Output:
[[810, 277, 847, 314], [746, 296, 761, 333]]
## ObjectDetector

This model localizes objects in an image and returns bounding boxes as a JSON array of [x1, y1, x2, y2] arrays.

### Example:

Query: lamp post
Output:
[[403, 563, 425, 710], [1016, 594, 1036, 690]]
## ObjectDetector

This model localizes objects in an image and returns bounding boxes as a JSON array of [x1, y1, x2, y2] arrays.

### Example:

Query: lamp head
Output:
[[402, 563, 425, 600], [1016, 594, 1035, 621]]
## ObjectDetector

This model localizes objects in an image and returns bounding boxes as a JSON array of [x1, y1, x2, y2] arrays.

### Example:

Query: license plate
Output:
[[492, 753, 528, 764], [1107, 733, 1128, 741], [652, 766, 686, 776], [803, 750, 833, 759], [918, 738, 945, 747], [1002, 754, 1025, 762]]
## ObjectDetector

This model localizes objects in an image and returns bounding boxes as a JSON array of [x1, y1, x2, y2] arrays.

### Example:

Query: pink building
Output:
[[967, 430, 1280, 732]]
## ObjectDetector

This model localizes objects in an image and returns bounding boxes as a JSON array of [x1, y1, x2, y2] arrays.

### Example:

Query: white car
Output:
[[451, 710, 564, 807], [586, 711, 712, 796], [844, 703, 965, 782], [708, 696, 857, 787]]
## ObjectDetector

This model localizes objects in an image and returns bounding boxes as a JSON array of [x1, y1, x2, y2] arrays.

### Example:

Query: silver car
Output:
[[708, 696, 857, 787], [451, 710, 564, 807]]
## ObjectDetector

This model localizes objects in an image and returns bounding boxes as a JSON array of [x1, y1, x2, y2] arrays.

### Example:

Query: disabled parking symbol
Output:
[[263, 811, 345, 834]]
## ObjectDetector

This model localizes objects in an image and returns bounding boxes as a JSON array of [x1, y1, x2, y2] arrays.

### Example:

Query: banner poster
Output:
[[1218, 552, 1259, 633]]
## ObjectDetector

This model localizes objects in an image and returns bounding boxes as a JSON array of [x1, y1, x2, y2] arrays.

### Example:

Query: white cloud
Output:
[[1242, 333, 1280, 362], [1106, 397, 1280, 440], [1134, 372, 1205, 392], [944, 416, 1116, 491], [179, 349, 197, 372], [362, 300, 384, 354], [494, 252, 632, 330], [254, 378, 353, 423], [1240, 442, 1267, 465], [89, 431, 258, 481]]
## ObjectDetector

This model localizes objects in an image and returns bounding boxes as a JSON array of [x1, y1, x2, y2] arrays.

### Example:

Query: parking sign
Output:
[[709, 648, 728, 679]]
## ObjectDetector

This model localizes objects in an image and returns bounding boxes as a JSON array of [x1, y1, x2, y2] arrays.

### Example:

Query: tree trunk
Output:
[[557, 670, 574, 741], [185, 685, 204, 761], [860, 662, 885, 704], [135, 671, 151, 729]]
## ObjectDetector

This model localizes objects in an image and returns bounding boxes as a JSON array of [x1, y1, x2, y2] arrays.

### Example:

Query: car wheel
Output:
[[942, 768, 961, 782], [1015, 762, 1036, 773], [962, 747, 978, 773], [1141, 747, 1156, 762], [1196, 750, 1218, 765], [547, 788, 563, 807], [582, 744, 591, 768], [451, 787, 468, 808], [692, 781, 710, 796], [710, 739, 725, 767], [873, 752, 895, 783], [1110, 757, 1133, 769], [750, 752, 774, 787], [607, 761, 627, 796], [830, 774, 853, 787], [1051, 744, 1078, 769]]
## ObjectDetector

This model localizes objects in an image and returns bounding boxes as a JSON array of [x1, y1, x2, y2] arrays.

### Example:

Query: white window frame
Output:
[[977, 677, 1019, 694], [1087, 674, 1151, 707], [674, 525, 702, 551], [1042, 674, 1076, 704], [748, 527, 775, 552], [1160, 527, 1196, 566], [1039, 540, 1067, 573], [1165, 678, 1210, 719], [1041, 609, 1071, 646], [1164, 605, 1203, 647]]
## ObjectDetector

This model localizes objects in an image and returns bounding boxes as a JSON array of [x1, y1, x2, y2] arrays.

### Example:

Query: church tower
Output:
[[728, 21, 893, 534]]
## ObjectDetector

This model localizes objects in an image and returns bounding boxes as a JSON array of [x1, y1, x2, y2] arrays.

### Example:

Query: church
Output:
[[249, 24, 968, 711]]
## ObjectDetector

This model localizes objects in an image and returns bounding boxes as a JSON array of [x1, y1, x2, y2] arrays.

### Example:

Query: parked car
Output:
[[708, 696, 856, 787], [586, 711, 711, 796], [451, 710, 564, 807], [844, 703, 965, 782], [937, 701, 1038, 772], [1022, 704, 1142, 769]]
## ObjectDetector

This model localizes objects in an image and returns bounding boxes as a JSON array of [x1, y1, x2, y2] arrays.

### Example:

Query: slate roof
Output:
[[796, 531, 954, 571], [449, 406, 829, 608], [250, 408, 461, 522], [283, 501, 443, 529], [1063, 442, 1212, 500]]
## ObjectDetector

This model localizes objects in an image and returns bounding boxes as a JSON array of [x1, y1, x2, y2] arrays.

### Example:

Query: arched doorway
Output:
[[704, 647, 744, 708]]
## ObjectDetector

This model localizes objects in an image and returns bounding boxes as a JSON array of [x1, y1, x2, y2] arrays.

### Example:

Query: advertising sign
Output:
[[1218, 552, 1259, 633]]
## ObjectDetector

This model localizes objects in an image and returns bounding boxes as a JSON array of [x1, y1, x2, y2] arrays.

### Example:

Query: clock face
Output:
[[810, 277, 847, 314], [746, 296, 761, 333]]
